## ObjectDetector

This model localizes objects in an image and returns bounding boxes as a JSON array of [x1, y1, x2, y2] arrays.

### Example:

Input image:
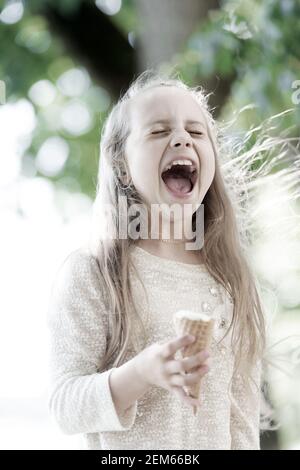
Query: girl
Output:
[[47, 70, 271, 450]]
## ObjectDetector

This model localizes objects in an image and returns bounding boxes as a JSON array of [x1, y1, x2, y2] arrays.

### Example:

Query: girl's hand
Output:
[[133, 334, 210, 408]]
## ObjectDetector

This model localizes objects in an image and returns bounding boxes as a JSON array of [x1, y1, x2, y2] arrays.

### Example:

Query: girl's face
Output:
[[124, 86, 215, 210]]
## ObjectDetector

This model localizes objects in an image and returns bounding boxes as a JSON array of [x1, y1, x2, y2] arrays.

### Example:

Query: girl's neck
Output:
[[136, 238, 204, 266]]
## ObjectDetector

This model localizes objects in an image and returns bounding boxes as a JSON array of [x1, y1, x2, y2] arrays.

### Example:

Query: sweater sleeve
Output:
[[46, 248, 137, 435], [230, 359, 262, 450]]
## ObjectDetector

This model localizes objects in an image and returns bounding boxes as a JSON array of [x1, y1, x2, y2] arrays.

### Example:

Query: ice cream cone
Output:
[[173, 310, 215, 416]]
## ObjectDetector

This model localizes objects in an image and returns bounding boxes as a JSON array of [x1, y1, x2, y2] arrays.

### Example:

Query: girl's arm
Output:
[[108, 357, 152, 415], [47, 249, 143, 435], [229, 359, 262, 450]]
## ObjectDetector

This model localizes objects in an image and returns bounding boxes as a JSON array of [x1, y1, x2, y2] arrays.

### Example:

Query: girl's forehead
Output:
[[128, 86, 206, 126]]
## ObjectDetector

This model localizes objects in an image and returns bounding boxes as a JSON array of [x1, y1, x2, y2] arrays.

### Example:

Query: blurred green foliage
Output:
[[177, 0, 300, 132], [0, 0, 299, 199], [0, 0, 136, 198]]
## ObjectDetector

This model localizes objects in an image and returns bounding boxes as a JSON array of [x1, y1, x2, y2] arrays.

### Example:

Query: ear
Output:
[[120, 160, 131, 185], [120, 172, 131, 186]]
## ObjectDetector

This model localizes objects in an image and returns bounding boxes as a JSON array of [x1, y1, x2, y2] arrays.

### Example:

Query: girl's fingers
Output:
[[165, 350, 210, 374], [170, 385, 187, 399], [170, 385, 191, 403], [164, 359, 185, 375], [170, 385, 201, 407], [160, 334, 195, 359], [169, 365, 209, 387]]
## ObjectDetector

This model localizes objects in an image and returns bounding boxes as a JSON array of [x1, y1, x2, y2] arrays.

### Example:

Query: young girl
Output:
[[47, 70, 270, 450]]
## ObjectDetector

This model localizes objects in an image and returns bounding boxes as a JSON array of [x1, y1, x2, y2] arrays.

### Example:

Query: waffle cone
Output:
[[173, 311, 215, 416]]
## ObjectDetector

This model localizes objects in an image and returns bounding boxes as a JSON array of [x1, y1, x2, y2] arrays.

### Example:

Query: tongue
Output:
[[164, 174, 192, 194]]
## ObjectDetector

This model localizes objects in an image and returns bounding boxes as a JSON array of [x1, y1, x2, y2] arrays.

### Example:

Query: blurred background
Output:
[[0, 0, 299, 450]]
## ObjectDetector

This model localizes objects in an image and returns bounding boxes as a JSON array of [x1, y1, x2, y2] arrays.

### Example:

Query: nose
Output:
[[170, 130, 192, 149]]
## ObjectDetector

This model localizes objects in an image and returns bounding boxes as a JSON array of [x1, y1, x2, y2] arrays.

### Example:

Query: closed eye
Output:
[[151, 131, 168, 135], [151, 130, 203, 136]]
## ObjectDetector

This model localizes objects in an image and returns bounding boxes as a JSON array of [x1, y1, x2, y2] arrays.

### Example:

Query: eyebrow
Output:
[[145, 119, 206, 128]]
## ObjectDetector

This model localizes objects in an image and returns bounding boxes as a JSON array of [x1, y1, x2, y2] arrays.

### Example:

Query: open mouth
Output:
[[161, 163, 198, 198]]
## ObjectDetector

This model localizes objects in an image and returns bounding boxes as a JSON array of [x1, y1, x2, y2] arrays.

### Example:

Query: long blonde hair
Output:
[[88, 69, 298, 429]]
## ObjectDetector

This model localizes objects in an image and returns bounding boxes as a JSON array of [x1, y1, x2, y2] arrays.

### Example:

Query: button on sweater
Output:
[[47, 244, 262, 450]]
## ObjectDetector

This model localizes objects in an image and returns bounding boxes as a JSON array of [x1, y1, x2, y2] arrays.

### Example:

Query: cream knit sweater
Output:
[[47, 244, 262, 450]]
